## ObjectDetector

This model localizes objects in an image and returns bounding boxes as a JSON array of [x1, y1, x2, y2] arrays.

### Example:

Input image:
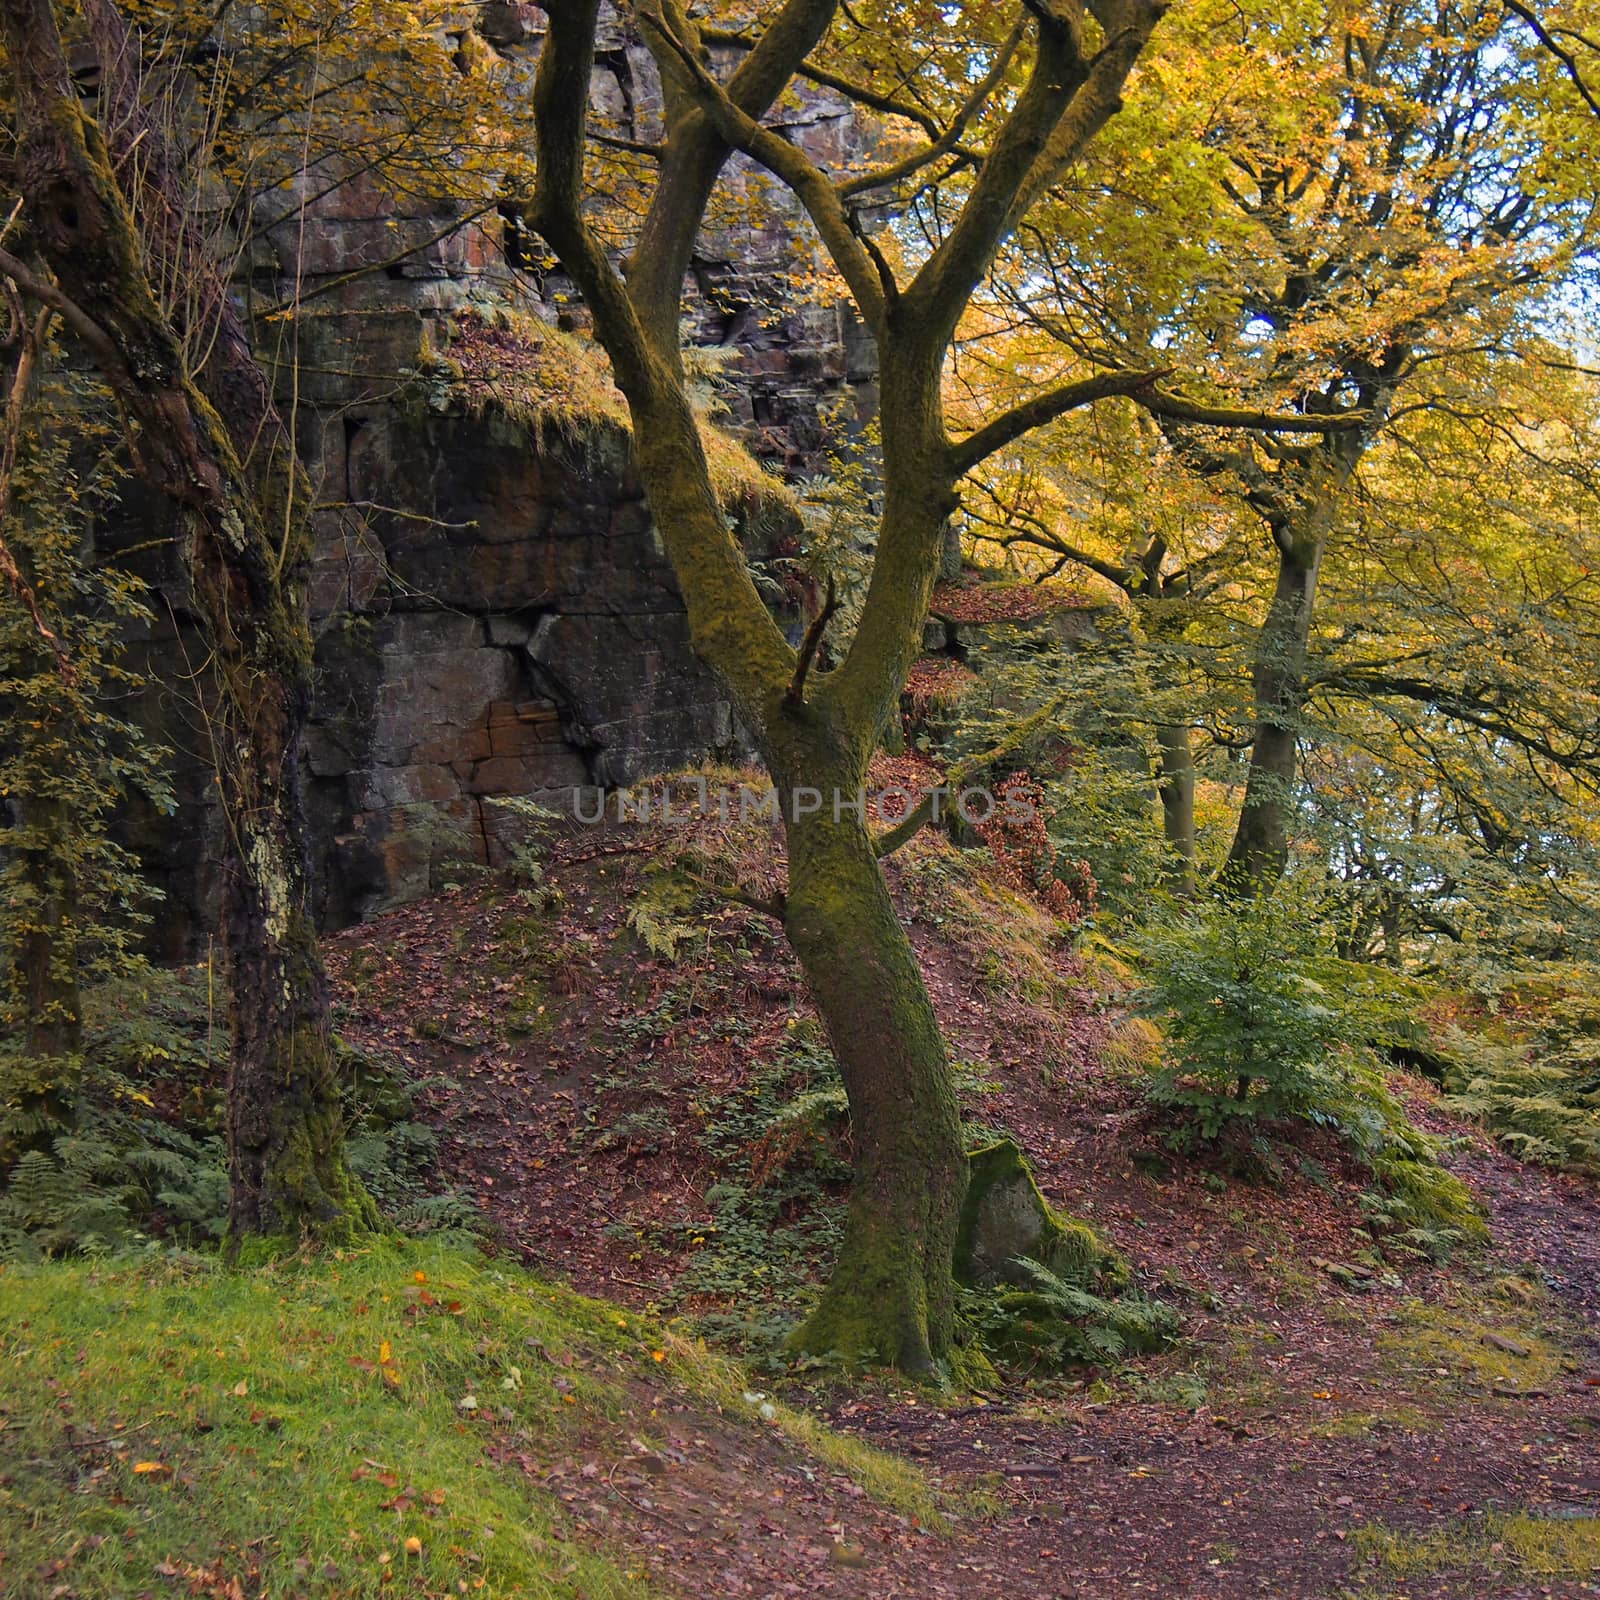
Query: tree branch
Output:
[[528, 0, 656, 398], [873, 694, 1068, 857], [900, 1, 1092, 355], [636, 6, 892, 329], [699, 27, 948, 139], [1136, 387, 1370, 432], [837, 20, 1024, 200], [687, 871, 787, 922], [0, 247, 128, 385], [964, 500, 1136, 590], [629, 0, 843, 349], [1504, 0, 1600, 119], [949, 366, 1169, 476], [1011, 0, 1171, 220]]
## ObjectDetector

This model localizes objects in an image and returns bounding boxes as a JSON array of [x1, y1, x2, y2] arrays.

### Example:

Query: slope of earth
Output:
[[0, 1244, 948, 1600], [326, 802, 1600, 1599]]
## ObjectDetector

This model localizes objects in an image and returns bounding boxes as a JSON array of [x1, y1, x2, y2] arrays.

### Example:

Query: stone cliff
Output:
[[121, 7, 880, 952]]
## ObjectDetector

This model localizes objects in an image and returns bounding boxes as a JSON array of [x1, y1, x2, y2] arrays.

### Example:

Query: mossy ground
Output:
[[1377, 1284, 1572, 1395], [0, 1245, 936, 1598], [1351, 1509, 1600, 1586]]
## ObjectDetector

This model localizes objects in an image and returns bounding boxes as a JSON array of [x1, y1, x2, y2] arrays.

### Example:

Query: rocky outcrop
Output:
[[118, 7, 882, 952]]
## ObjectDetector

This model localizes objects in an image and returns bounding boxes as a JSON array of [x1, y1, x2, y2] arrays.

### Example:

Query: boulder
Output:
[[956, 1137, 1129, 1293]]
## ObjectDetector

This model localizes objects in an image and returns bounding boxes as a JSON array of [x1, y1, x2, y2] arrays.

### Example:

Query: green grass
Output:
[[1352, 1509, 1600, 1582], [0, 1244, 938, 1597]]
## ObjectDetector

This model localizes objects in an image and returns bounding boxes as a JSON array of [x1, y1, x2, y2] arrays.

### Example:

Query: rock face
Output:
[[120, 8, 881, 953]]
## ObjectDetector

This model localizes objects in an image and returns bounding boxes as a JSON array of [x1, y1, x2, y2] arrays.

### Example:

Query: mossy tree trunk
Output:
[[781, 794, 966, 1373], [530, 0, 1164, 1371], [0, 0, 367, 1243], [1219, 537, 1323, 893], [1213, 374, 1395, 896], [16, 796, 82, 1063]]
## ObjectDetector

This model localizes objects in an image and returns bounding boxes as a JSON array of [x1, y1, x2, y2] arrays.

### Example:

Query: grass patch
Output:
[[1353, 1509, 1600, 1582], [0, 1244, 937, 1597], [1307, 1405, 1432, 1439], [1376, 1291, 1569, 1394]]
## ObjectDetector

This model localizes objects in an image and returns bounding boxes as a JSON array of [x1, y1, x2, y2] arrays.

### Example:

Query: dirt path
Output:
[[328, 875, 1600, 1599], [1453, 1147, 1600, 1333], [518, 1139, 1600, 1599]]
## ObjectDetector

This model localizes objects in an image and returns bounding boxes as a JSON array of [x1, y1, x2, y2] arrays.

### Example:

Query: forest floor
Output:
[[323, 815, 1600, 1600]]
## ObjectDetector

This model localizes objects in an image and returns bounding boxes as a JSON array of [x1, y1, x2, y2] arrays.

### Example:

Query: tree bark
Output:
[[14, 797, 82, 1063], [1155, 722, 1197, 890], [0, 0, 368, 1244], [1221, 538, 1321, 892], [781, 795, 967, 1375]]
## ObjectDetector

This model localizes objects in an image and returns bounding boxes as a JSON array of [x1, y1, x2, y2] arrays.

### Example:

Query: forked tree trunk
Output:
[[526, 0, 1164, 1375], [781, 796, 967, 1374]]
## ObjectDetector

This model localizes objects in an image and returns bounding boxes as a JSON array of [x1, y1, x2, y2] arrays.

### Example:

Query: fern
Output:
[[625, 866, 702, 960], [1442, 1021, 1600, 1175], [0, 1137, 139, 1257], [961, 1254, 1179, 1372]]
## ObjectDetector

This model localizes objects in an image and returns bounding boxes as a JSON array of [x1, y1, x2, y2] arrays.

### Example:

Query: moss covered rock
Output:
[[335, 1036, 412, 1126], [956, 1138, 1129, 1291], [954, 1139, 1176, 1373]]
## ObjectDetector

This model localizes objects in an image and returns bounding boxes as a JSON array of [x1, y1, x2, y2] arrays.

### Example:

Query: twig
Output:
[[687, 872, 786, 923], [64, 1417, 162, 1451], [785, 575, 838, 709]]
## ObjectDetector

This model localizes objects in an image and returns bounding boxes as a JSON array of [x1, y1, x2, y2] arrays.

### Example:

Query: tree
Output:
[[961, 0, 1594, 892], [0, 0, 370, 1243], [525, 0, 1168, 1373]]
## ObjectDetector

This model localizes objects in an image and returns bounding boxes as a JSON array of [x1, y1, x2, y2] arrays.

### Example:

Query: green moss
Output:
[[956, 1137, 1126, 1290], [1353, 1509, 1600, 1582], [1307, 1404, 1431, 1439], [953, 1141, 1175, 1371], [1378, 1294, 1569, 1392]]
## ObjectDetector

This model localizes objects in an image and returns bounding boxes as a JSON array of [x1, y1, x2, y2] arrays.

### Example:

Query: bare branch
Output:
[[1504, 0, 1600, 119], [637, 6, 892, 328], [874, 695, 1068, 857], [687, 871, 787, 922], [786, 574, 839, 708], [837, 20, 1024, 200]]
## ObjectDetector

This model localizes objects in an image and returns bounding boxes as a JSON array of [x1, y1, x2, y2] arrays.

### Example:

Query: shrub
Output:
[[1133, 887, 1483, 1252], [1133, 888, 1377, 1148]]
